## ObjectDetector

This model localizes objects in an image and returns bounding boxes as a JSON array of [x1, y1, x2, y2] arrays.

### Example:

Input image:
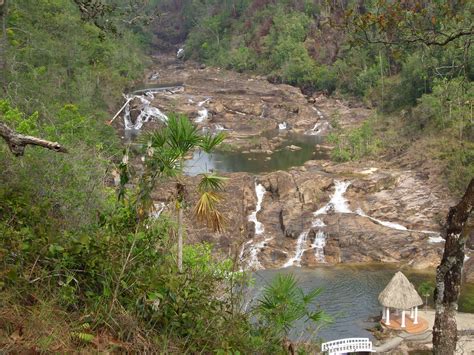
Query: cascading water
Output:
[[278, 122, 288, 130], [123, 93, 168, 130], [248, 183, 266, 235], [151, 202, 165, 219], [283, 231, 309, 267], [355, 208, 407, 231], [314, 180, 352, 215], [312, 106, 324, 119], [312, 230, 327, 262], [195, 98, 210, 123], [284, 182, 352, 268], [214, 124, 228, 131], [240, 183, 268, 270]]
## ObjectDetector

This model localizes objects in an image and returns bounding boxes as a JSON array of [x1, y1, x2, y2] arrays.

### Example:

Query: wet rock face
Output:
[[150, 160, 453, 272]]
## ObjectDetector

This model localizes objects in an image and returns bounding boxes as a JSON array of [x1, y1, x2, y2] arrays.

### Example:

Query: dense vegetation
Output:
[[0, 1, 329, 352], [1, 0, 472, 352], [157, 0, 473, 193]]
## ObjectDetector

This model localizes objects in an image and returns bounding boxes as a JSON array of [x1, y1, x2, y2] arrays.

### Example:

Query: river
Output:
[[118, 60, 474, 342]]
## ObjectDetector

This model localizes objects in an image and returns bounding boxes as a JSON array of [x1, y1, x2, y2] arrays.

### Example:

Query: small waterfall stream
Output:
[[123, 93, 168, 130], [278, 122, 288, 130], [240, 182, 268, 270], [248, 183, 266, 235], [284, 181, 352, 267], [284, 180, 442, 268], [283, 231, 309, 267], [195, 98, 210, 123]]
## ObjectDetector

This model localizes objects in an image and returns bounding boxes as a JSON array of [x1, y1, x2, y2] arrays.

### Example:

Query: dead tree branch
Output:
[[0, 122, 67, 156]]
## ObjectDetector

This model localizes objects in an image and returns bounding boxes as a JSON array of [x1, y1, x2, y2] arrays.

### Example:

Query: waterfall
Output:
[[312, 106, 324, 119], [305, 107, 328, 135], [355, 208, 407, 231], [151, 202, 165, 219], [314, 180, 352, 216], [195, 98, 210, 123], [239, 183, 267, 270], [214, 124, 227, 131], [428, 235, 444, 243], [312, 230, 327, 262], [284, 180, 351, 268], [278, 122, 288, 130], [246, 237, 273, 270], [123, 94, 168, 130], [248, 183, 266, 235], [283, 231, 309, 267]]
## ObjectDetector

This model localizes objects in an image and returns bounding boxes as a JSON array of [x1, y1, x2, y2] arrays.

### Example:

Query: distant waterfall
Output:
[[283, 231, 309, 267], [248, 183, 266, 235], [239, 182, 268, 270], [123, 93, 168, 130], [314, 180, 352, 215], [285, 181, 351, 268]]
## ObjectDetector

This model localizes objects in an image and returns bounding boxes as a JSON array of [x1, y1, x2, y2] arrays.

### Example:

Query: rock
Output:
[[285, 145, 302, 151], [210, 101, 225, 114]]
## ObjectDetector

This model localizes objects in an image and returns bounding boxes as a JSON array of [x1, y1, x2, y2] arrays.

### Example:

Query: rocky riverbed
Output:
[[114, 52, 474, 282]]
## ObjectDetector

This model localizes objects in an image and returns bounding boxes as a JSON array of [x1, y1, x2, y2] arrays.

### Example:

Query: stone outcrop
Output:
[[121, 52, 472, 279]]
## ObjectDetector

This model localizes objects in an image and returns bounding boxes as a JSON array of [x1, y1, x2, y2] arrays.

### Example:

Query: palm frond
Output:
[[166, 113, 200, 156], [199, 132, 226, 153], [198, 174, 228, 193], [140, 129, 168, 149], [194, 191, 226, 232]]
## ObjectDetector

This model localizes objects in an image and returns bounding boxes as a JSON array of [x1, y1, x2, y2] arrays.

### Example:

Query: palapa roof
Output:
[[378, 271, 423, 309]]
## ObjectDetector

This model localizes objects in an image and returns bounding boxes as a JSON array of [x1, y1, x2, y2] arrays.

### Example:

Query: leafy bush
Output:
[[328, 120, 381, 162]]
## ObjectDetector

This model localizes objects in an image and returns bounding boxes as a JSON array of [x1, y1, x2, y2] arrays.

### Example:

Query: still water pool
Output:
[[248, 265, 473, 342], [185, 133, 328, 175]]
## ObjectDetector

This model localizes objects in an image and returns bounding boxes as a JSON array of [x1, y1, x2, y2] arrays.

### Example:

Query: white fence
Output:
[[322, 337, 374, 354]]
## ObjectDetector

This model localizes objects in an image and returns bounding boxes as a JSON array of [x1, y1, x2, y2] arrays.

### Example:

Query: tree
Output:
[[433, 178, 474, 355], [135, 114, 226, 272], [418, 281, 435, 309], [255, 273, 330, 353]]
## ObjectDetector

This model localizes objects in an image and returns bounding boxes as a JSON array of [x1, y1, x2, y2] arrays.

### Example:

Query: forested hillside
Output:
[[157, 0, 473, 192], [1, 0, 473, 353]]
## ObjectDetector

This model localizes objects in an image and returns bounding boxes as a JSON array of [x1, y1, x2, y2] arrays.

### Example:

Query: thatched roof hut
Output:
[[378, 271, 423, 310]]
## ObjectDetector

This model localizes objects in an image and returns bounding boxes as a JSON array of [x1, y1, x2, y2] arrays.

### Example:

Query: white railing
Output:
[[322, 337, 375, 354]]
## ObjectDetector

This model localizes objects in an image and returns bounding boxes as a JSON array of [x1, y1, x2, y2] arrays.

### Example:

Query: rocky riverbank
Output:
[[115, 51, 474, 281]]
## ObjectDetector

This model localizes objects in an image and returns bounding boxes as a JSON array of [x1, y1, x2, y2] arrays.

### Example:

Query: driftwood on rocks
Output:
[[433, 178, 474, 355], [0, 122, 67, 156]]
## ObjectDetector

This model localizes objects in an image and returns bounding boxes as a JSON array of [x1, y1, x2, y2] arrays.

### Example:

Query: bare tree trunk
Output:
[[177, 206, 183, 272], [0, 122, 68, 156], [433, 178, 474, 355]]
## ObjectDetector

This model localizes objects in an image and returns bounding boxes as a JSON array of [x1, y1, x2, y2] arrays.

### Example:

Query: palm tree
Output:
[[139, 113, 226, 272], [255, 273, 331, 352]]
